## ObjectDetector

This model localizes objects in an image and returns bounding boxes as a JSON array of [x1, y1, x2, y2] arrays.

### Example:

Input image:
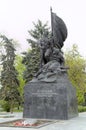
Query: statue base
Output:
[[23, 73, 78, 120]]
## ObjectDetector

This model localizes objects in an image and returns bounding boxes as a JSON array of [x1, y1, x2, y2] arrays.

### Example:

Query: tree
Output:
[[15, 55, 25, 102], [65, 44, 86, 104], [0, 35, 20, 112], [22, 20, 50, 83], [27, 20, 50, 47]]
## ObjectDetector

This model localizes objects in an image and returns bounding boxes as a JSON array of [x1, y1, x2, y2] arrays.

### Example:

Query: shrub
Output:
[[78, 105, 86, 112], [0, 100, 10, 112]]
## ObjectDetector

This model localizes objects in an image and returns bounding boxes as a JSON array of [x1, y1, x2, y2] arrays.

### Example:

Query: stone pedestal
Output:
[[23, 74, 78, 120]]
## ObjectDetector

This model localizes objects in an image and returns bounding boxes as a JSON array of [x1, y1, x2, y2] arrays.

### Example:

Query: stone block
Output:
[[23, 74, 78, 120]]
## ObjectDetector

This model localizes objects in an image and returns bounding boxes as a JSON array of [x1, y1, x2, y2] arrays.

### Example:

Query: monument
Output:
[[23, 8, 78, 120]]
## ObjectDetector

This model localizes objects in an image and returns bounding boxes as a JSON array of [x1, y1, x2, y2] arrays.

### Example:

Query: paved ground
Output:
[[0, 112, 86, 130]]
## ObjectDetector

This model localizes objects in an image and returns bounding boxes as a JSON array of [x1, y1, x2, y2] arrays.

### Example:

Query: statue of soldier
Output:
[[38, 32, 53, 69]]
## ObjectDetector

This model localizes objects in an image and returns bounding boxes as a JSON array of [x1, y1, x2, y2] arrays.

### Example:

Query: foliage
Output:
[[65, 44, 86, 104], [15, 55, 25, 101], [0, 35, 21, 113], [0, 100, 10, 112], [27, 20, 50, 47], [22, 20, 50, 83], [78, 105, 86, 112], [22, 48, 40, 83]]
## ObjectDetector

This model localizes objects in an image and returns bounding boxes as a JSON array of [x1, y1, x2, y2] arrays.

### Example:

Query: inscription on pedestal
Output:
[[32, 89, 57, 97], [30, 89, 59, 111]]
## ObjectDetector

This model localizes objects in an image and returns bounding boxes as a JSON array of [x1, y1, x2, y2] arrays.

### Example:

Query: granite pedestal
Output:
[[23, 74, 78, 120]]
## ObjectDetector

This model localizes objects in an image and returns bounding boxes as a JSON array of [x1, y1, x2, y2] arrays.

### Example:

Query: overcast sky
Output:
[[0, 0, 86, 57]]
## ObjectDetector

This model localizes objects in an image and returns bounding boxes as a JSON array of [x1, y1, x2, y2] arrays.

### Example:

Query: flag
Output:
[[51, 11, 68, 48]]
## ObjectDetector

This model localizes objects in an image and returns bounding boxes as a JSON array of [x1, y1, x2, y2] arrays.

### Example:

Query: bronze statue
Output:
[[33, 8, 68, 82]]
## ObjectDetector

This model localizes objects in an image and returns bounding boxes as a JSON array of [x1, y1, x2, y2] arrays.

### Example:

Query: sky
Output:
[[0, 0, 86, 57]]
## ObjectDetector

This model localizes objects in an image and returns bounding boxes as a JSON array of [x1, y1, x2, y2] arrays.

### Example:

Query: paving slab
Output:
[[0, 112, 86, 130]]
